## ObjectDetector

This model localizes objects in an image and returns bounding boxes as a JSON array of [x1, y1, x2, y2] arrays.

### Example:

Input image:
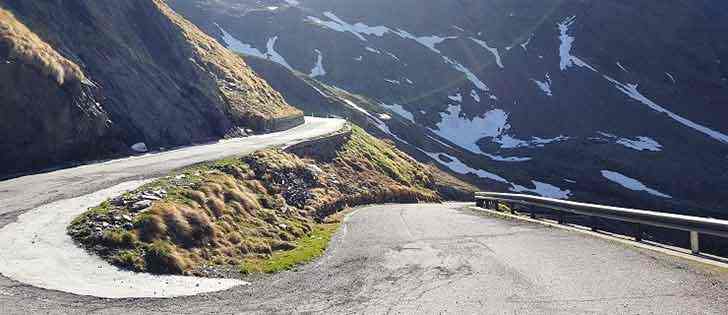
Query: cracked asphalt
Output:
[[2, 203, 728, 314]]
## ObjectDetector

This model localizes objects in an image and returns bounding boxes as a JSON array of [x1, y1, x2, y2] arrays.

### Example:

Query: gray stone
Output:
[[131, 200, 152, 212]]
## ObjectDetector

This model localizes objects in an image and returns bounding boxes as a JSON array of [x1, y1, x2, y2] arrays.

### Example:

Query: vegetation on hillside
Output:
[[68, 126, 475, 277]]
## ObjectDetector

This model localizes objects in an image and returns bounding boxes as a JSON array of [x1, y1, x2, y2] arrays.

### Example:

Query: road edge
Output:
[[468, 205, 728, 270]]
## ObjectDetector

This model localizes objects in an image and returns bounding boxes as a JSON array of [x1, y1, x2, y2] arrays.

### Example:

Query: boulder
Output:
[[130, 200, 152, 212], [131, 142, 148, 153]]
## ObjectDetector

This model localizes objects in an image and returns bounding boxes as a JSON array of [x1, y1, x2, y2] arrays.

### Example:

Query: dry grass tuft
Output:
[[0, 9, 86, 85], [206, 196, 227, 218]]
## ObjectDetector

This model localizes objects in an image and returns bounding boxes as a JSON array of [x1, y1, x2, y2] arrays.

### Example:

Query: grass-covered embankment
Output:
[[68, 126, 476, 277]]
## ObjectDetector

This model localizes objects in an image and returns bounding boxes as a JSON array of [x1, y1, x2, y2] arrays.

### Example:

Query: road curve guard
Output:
[[474, 192, 728, 255]]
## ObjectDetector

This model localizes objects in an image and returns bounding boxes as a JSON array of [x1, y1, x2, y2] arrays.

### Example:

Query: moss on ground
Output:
[[240, 222, 340, 274]]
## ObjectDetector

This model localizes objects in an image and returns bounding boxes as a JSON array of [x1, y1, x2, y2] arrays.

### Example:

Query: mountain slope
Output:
[[0, 0, 303, 176], [169, 0, 728, 215]]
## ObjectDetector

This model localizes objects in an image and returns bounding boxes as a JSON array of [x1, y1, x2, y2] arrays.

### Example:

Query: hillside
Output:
[[0, 0, 303, 176], [169, 0, 728, 216]]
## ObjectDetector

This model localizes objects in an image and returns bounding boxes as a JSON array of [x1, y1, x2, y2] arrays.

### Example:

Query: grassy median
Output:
[[68, 126, 475, 276]]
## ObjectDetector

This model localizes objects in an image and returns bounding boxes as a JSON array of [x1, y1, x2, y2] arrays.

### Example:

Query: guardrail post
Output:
[[590, 217, 597, 232], [557, 212, 565, 224], [529, 208, 536, 219], [509, 203, 515, 214], [690, 231, 699, 254], [634, 224, 642, 242]]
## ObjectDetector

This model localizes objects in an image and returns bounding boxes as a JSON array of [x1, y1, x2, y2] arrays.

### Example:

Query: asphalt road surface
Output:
[[0, 116, 345, 218], [1, 116, 727, 313], [2, 203, 728, 314]]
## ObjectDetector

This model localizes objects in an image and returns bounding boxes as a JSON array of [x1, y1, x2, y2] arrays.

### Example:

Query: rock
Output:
[[305, 164, 323, 174], [151, 189, 167, 198], [121, 214, 132, 222], [101, 222, 110, 228], [131, 142, 148, 153], [123, 223, 134, 229], [131, 200, 152, 212], [139, 194, 160, 201], [110, 196, 125, 206]]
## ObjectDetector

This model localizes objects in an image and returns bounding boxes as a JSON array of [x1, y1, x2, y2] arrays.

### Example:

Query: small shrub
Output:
[[136, 213, 167, 242], [102, 229, 137, 248], [206, 196, 226, 218], [186, 190, 206, 205], [143, 240, 186, 274], [113, 250, 144, 271]]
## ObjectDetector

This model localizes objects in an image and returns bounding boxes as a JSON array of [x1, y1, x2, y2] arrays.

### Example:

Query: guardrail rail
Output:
[[474, 192, 728, 256]]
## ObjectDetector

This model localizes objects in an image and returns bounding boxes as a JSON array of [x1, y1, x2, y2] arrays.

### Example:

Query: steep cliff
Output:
[[0, 0, 303, 176]]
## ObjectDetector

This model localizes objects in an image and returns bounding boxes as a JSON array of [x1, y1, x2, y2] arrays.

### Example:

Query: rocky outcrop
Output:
[[0, 0, 303, 176]]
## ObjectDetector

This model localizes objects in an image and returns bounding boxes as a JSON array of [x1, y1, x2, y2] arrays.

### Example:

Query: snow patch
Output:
[[470, 90, 481, 103], [470, 38, 504, 68], [665, 72, 676, 84], [495, 135, 569, 149], [343, 99, 372, 117], [603, 76, 728, 144], [448, 93, 463, 102], [431, 105, 510, 154], [443, 56, 489, 91], [215, 26, 293, 70], [421, 151, 508, 183], [307, 12, 389, 41], [342, 97, 409, 144], [531, 73, 553, 96], [520, 35, 533, 51], [601, 170, 671, 198], [386, 52, 400, 61], [483, 153, 532, 162], [380, 103, 415, 123], [617, 137, 662, 151], [265, 36, 292, 70], [365, 46, 381, 54], [309, 49, 326, 77], [617, 62, 629, 72], [394, 30, 455, 54], [598, 132, 663, 151], [216, 24, 265, 58], [510, 181, 571, 199], [558, 16, 577, 71]]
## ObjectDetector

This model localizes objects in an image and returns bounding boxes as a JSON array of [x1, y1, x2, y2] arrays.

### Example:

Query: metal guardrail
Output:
[[475, 192, 728, 255]]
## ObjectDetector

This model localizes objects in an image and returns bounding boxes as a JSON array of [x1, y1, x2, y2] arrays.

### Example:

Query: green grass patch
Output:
[[340, 126, 428, 186], [239, 222, 340, 274]]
